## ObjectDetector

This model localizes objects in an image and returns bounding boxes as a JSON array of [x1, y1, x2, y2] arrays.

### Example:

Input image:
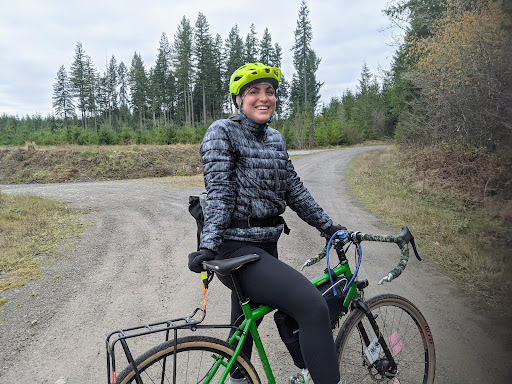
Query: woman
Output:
[[188, 63, 343, 384]]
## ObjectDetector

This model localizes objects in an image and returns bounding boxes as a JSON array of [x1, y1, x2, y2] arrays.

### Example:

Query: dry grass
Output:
[[0, 144, 202, 184], [347, 145, 512, 319], [0, 191, 84, 306]]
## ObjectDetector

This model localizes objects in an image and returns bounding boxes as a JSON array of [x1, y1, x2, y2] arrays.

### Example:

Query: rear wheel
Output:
[[335, 294, 435, 383], [117, 335, 260, 384]]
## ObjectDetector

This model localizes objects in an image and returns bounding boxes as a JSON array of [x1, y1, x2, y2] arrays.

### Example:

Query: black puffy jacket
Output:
[[199, 114, 333, 252]]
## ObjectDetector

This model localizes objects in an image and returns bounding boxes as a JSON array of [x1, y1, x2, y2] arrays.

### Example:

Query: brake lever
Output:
[[410, 238, 421, 261], [378, 273, 394, 285], [300, 259, 313, 271]]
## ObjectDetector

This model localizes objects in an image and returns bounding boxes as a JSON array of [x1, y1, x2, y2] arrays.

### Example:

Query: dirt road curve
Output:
[[1, 146, 510, 383]]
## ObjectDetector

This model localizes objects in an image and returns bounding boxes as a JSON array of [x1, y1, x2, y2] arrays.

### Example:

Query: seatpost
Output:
[[230, 272, 249, 305]]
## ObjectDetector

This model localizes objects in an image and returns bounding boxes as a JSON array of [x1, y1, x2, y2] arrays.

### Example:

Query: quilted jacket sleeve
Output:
[[199, 121, 236, 252]]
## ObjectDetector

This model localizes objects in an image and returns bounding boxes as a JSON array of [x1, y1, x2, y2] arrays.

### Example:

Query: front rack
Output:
[[106, 307, 236, 384]]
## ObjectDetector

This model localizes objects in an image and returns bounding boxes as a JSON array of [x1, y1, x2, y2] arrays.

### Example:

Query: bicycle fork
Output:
[[353, 299, 398, 379]]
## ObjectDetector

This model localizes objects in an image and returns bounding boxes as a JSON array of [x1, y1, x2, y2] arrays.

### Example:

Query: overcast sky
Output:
[[0, 0, 404, 117]]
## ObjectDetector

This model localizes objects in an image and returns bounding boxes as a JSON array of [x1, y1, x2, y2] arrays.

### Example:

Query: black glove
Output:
[[188, 249, 216, 273], [324, 224, 347, 239]]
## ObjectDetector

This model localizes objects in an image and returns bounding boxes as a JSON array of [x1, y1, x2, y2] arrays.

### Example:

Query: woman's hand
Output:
[[323, 224, 347, 239], [188, 249, 216, 273]]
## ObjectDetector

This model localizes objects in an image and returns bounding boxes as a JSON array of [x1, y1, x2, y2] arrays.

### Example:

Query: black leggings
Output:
[[216, 241, 340, 384]]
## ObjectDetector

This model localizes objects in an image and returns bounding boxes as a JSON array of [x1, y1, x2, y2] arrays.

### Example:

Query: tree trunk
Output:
[[309, 123, 315, 148], [189, 87, 194, 128], [203, 84, 206, 126]]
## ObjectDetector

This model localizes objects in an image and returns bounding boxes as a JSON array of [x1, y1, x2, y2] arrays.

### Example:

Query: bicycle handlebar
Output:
[[302, 226, 421, 284], [352, 226, 421, 284]]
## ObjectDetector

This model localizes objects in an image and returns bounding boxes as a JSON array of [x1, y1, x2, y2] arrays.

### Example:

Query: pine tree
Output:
[[211, 34, 226, 117], [117, 61, 130, 121], [259, 28, 274, 65], [52, 65, 75, 127], [224, 25, 245, 109], [290, 1, 322, 115], [244, 24, 259, 63], [173, 16, 194, 126], [193, 12, 214, 125], [271, 43, 288, 118], [96, 72, 110, 122], [153, 33, 173, 124], [106, 55, 118, 127], [69, 42, 88, 127], [129, 52, 148, 129], [85, 56, 98, 130]]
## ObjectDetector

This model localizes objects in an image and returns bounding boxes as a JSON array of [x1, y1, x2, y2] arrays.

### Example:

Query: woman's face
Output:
[[240, 83, 276, 124]]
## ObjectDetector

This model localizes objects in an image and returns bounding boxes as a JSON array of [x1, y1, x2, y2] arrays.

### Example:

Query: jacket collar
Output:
[[230, 112, 268, 139]]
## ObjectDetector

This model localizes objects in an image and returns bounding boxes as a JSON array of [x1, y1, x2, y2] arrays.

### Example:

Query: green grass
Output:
[[347, 146, 512, 319], [0, 191, 85, 306]]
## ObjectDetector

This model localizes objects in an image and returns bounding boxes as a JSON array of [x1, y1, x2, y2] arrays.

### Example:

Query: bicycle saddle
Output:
[[203, 254, 261, 276]]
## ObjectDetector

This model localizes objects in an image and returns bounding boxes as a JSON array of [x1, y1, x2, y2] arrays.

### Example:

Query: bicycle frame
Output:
[[216, 263, 360, 384]]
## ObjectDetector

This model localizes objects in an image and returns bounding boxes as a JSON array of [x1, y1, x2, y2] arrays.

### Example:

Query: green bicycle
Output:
[[106, 226, 436, 383]]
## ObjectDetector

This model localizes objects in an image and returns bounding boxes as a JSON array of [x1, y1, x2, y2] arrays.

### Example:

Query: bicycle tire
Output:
[[335, 293, 435, 384], [117, 335, 261, 384]]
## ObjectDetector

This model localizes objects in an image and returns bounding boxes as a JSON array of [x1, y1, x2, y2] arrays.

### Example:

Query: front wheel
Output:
[[116, 335, 260, 384], [335, 294, 435, 383]]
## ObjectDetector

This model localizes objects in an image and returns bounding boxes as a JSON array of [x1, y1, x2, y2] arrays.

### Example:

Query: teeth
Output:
[[256, 107, 268, 110]]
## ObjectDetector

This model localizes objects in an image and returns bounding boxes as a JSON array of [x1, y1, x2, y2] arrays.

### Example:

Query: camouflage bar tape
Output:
[[301, 232, 411, 283], [355, 233, 410, 284], [300, 246, 327, 270]]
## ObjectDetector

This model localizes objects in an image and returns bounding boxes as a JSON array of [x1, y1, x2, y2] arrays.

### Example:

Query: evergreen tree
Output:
[[290, 1, 322, 115], [69, 42, 88, 127], [173, 16, 194, 126], [96, 72, 109, 120], [259, 28, 274, 65], [271, 43, 288, 118], [211, 34, 226, 117], [129, 52, 148, 129], [244, 24, 259, 63], [153, 33, 173, 124], [350, 63, 383, 138], [147, 67, 158, 128], [383, 0, 446, 134], [85, 55, 98, 130], [192, 12, 214, 125], [52, 65, 75, 126], [117, 61, 130, 121], [224, 25, 245, 109], [106, 55, 118, 127]]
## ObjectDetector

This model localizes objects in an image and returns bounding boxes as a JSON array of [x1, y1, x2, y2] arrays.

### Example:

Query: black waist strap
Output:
[[230, 216, 290, 235]]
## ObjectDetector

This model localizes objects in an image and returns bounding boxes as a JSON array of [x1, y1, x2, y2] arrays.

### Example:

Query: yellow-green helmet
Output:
[[230, 63, 281, 108]]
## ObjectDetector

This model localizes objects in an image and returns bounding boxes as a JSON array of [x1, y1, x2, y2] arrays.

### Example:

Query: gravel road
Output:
[[1, 146, 510, 383]]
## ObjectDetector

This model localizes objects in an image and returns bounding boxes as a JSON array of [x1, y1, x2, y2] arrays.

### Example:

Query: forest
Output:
[[0, 0, 510, 151]]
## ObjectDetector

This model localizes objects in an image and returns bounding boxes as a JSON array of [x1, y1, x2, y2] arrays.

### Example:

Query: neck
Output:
[[239, 109, 271, 128]]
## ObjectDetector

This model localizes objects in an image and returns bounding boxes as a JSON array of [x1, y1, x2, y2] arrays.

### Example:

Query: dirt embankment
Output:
[[0, 144, 202, 184]]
